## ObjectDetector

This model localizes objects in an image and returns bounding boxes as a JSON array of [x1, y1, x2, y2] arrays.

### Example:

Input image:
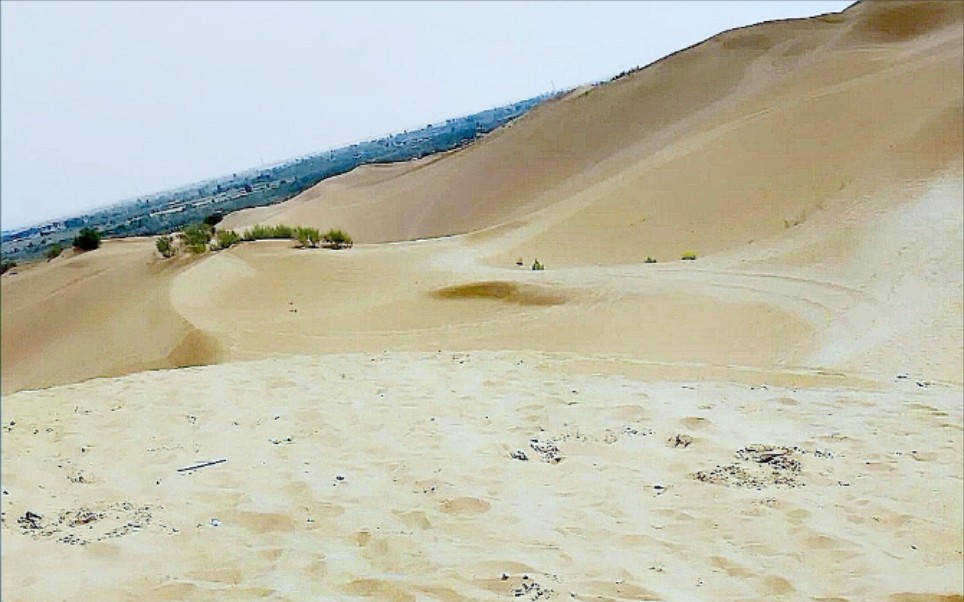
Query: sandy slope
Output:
[[2, 1, 962, 600], [222, 1, 962, 259], [0, 240, 220, 395]]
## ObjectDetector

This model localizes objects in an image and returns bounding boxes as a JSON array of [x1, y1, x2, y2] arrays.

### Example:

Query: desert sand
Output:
[[2, 1, 962, 600]]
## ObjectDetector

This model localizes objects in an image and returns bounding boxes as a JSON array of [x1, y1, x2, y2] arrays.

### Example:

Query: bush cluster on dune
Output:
[[46, 244, 64, 261], [155, 222, 352, 258], [0, 260, 17, 274]]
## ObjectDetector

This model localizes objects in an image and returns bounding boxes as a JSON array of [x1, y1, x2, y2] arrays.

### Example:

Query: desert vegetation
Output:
[[241, 224, 296, 241], [204, 212, 224, 227], [240, 225, 350, 248], [214, 230, 241, 250], [0, 259, 16, 274], [180, 223, 213, 254], [154, 222, 351, 257], [72, 228, 101, 252], [531, 259, 545, 271], [295, 226, 321, 248], [681, 251, 697, 261], [156, 235, 176, 258], [46, 244, 64, 261], [321, 228, 352, 249]]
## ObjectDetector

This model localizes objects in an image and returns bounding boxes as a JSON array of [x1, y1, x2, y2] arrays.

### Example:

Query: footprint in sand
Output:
[[439, 497, 491, 516], [680, 416, 712, 430], [908, 450, 938, 462]]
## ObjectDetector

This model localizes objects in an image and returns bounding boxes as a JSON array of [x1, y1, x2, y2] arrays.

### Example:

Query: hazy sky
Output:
[[1, 0, 851, 230]]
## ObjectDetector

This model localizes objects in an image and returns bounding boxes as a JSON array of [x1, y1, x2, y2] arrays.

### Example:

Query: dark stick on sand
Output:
[[177, 458, 227, 473]]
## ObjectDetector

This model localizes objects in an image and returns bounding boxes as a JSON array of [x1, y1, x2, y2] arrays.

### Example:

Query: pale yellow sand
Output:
[[2, 352, 962, 601], [2, 1, 962, 600]]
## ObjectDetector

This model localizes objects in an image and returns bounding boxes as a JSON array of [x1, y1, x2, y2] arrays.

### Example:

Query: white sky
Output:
[[0, 0, 851, 230]]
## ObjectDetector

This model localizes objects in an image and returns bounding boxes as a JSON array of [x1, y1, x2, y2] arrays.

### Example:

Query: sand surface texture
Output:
[[2, 1, 962, 600]]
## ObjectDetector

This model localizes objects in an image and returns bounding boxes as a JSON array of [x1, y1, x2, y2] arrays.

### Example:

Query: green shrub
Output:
[[531, 259, 545, 271], [0, 260, 16, 274], [322, 228, 353, 249], [214, 229, 241, 250], [155, 235, 176, 258], [242, 224, 295, 241], [681, 251, 697, 261], [295, 226, 321, 248], [180, 223, 212, 254], [73, 227, 101, 251], [46, 244, 64, 261], [645, 257, 658, 264], [204, 212, 224, 227], [236, 224, 349, 250]]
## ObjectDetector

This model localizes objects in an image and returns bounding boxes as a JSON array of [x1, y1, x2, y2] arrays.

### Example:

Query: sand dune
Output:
[[0, 240, 220, 394], [223, 0, 962, 260], [2, 1, 962, 600]]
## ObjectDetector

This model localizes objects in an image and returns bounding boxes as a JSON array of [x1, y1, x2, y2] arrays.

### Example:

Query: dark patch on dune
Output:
[[849, 1, 962, 43], [430, 281, 567, 306], [720, 32, 774, 51], [887, 594, 964, 602]]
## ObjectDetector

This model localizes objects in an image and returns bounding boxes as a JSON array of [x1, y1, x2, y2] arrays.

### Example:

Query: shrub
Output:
[[204, 212, 224, 227], [156, 235, 176, 258], [214, 229, 241, 250], [611, 66, 642, 82], [681, 251, 697, 261], [645, 257, 658, 264], [322, 228, 353, 249], [1, 260, 16, 274], [242, 224, 295, 241], [531, 259, 545, 271], [180, 223, 212, 254], [46, 244, 64, 261], [236, 224, 349, 250], [73, 227, 101, 251], [515, 258, 524, 266], [295, 226, 321, 248]]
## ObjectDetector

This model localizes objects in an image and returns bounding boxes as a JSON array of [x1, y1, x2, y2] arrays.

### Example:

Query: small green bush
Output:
[[295, 226, 321, 248], [645, 257, 658, 264], [180, 223, 212, 254], [46, 244, 64, 261], [73, 227, 101, 251], [681, 251, 697, 261], [155, 235, 176, 258], [322, 228, 353, 249], [242, 224, 296, 241], [1, 260, 17, 274], [531, 259, 545, 271], [214, 229, 241, 250]]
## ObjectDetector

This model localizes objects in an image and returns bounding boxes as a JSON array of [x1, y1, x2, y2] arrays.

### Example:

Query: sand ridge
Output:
[[1, 239, 220, 394]]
